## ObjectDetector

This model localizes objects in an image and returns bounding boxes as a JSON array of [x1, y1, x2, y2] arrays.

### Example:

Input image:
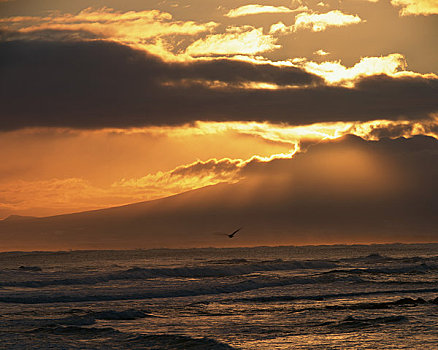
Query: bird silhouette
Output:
[[212, 227, 243, 238], [227, 227, 242, 238]]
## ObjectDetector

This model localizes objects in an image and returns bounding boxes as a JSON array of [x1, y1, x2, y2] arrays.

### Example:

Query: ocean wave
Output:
[[208, 258, 250, 264], [340, 253, 390, 263], [120, 260, 336, 278], [18, 266, 42, 272], [330, 315, 409, 329], [51, 315, 96, 326], [28, 326, 236, 349], [0, 315, 97, 328], [30, 325, 117, 335], [0, 309, 157, 330], [340, 254, 438, 265], [325, 297, 428, 310], [0, 274, 365, 304], [3, 274, 437, 305], [321, 263, 438, 276], [90, 309, 156, 320], [0, 259, 337, 288], [234, 288, 438, 304]]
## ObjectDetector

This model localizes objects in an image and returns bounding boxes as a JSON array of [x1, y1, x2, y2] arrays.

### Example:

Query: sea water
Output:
[[0, 243, 437, 349]]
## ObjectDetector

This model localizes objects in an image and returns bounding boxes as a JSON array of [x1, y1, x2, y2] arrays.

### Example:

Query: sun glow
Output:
[[0, 117, 436, 218]]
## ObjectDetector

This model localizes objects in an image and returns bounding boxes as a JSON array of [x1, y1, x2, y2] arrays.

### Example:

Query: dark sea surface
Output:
[[1, 243, 438, 349]]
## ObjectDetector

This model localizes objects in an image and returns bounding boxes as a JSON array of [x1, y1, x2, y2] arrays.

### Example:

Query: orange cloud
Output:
[[391, 0, 438, 15], [185, 26, 280, 56], [114, 158, 244, 194], [225, 4, 306, 17], [294, 10, 362, 32], [313, 49, 330, 56], [0, 148, 304, 218], [269, 22, 289, 34], [298, 53, 438, 86], [0, 118, 436, 218], [189, 119, 438, 145], [2, 7, 215, 37], [267, 10, 362, 35], [347, 117, 438, 140], [0, 158, 245, 217], [0, 7, 217, 60]]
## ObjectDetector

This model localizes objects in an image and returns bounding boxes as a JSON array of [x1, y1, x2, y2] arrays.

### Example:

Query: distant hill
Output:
[[2, 215, 36, 222], [1, 135, 437, 251]]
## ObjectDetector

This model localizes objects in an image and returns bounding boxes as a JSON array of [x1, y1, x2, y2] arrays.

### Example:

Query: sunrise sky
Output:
[[1, 0, 437, 240]]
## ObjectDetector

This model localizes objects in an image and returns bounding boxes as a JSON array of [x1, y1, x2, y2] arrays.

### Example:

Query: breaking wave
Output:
[[340, 254, 438, 264], [0, 259, 337, 288], [325, 297, 429, 310], [29, 326, 236, 349], [233, 289, 438, 304], [321, 264, 438, 276], [0, 273, 365, 304], [2, 276, 438, 304], [90, 309, 156, 320], [328, 315, 409, 329]]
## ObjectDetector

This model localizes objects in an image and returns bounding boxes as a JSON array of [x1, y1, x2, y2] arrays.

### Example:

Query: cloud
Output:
[[225, 134, 438, 244], [269, 22, 290, 34], [0, 7, 217, 60], [313, 49, 330, 56], [185, 26, 280, 56], [114, 158, 244, 195], [0, 39, 437, 130], [0, 157, 246, 217], [0, 7, 216, 39], [391, 0, 438, 15], [1, 118, 436, 218], [199, 119, 438, 144], [347, 117, 438, 140], [225, 4, 304, 17], [267, 10, 362, 35], [294, 10, 362, 32], [300, 53, 437, 86]]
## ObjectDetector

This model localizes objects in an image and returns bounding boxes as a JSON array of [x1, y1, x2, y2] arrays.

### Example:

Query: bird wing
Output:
[[229, 227, 242, 237]]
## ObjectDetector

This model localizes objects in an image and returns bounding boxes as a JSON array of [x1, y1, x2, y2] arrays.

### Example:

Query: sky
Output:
[[0, 0, 437, 246]]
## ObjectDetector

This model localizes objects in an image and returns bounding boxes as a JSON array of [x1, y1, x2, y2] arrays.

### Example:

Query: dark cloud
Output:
[[363, 119, 438, 140], [170, 59, 322, 86], [367, 124, 415, 139], [1, 135, 437, 249], [0, 36, 437, 130]]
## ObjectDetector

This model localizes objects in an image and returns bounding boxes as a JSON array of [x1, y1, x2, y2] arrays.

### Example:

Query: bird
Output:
[[227, 227, 242, 238], [212, 227, 243, 238]]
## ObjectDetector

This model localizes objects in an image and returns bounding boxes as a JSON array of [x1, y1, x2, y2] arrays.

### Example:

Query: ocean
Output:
[[0, 243, 437, 349]]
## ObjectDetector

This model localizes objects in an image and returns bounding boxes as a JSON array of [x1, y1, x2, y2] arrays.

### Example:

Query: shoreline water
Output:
[[1, 243, 437, 349]]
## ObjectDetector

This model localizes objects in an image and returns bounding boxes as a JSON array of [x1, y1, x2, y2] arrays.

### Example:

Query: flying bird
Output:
[[212, 227, 243, 238], [227, 227, 242, 238]]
